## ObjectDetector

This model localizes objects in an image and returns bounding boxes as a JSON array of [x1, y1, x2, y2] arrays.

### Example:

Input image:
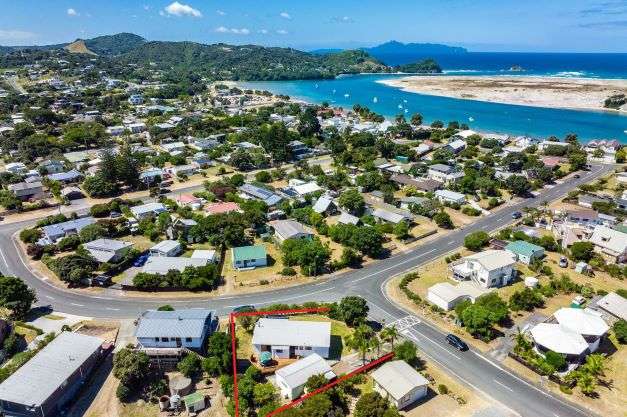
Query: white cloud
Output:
[[279, 12, 291, 19], [258, 29, 269, 34], [67, 8, 78, 16], [276, 29, 288, 35], [143, 5, 151, 11], [216, 10, 226, 16], [0, 30, 37, 41], [164, 2, 202, 18], [215, 26, 250, 35]]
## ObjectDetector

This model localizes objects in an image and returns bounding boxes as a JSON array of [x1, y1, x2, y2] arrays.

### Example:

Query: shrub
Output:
[[19, 228, 41, 244], [280, 267, 297, 276], [545, 351, 567, 372], [464, 231, 490, 251], [437, 384, 449, 395], [177, 353, 202, 377], [157, 305, 174, 311], [116, 384, 131, 401], [614, 319, 627, 344]]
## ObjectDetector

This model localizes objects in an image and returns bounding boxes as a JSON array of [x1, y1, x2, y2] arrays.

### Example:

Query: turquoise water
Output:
[[241, 74, 627, 142]]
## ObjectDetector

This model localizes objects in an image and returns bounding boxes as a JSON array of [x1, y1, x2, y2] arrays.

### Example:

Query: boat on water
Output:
[[344, 93, 350, 98], [398, 104, 403, 109], [373, 97, 378, 103], [469, 117, 475, 122]]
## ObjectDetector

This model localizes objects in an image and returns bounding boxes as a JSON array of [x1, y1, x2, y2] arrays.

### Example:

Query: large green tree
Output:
[[0, 275, 37, 319]]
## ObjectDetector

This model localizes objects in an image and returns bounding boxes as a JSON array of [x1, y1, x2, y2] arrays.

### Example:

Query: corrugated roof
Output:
[[505, 240, 544, 257], [0, 332, 103, 407], [276, 353, 333, 388], [252, 318, 330, 348], [371, 360, 429, 400], [554, 308, 609, 336], [142, 257, 207, 274], [269, 220, 313, 240], [465, 250, 516, 271], [595, 292, 627, 321], [135, 309, 214, 339], [232, 245, 267, 262]]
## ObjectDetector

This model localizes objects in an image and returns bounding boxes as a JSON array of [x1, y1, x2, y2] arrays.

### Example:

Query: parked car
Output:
[[511, 211, 522, 219], [160, 180, 173, 187], [446, 334, 469, 351], [233, 305, 256, 313], [572, 296, 586, 307], [133, 254, 149, 267], [559, 256, 568, 268], [110, 211, 122, 218], [573, 174, 581, 179]]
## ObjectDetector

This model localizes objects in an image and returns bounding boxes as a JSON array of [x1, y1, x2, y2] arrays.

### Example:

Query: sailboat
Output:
[[398, 104, 403, 109], [344, 93, 350, 98], [468, 117, 475, 122], [315, 83, 319, 88], [373, 97, 378, 103], [332, 89, 336, 94]]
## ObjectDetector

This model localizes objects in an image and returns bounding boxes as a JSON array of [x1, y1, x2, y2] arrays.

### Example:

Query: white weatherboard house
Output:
[[149, 240, 182, 257], [371, 360, 429, 409], [451, 250, 516, 288], [427, 281, 490, 311], [275, 353, 335, 400], [130, 202, 167, 220], [252, 318, 331, 360], [588, 225, 627, 263]]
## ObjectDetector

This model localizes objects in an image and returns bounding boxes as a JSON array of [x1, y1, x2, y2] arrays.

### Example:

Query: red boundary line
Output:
[[229, 307, 393, 417]]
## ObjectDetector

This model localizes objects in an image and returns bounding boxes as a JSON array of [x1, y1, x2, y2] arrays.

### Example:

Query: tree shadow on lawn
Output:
[[329, 335, 344, 361]]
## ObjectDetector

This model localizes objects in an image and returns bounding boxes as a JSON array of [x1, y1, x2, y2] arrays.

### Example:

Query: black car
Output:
[[511, 211, 522, 219], [446, 334, 469, 351], [574, 174, 581, 179]]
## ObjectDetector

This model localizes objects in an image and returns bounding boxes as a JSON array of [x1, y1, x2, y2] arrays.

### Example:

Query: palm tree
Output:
[[345, 324, 374, 365], [583, 354, 606, 377], [381, 325, 399, 349], [371, 334, 382, 357], [577, 371, 597, 396]]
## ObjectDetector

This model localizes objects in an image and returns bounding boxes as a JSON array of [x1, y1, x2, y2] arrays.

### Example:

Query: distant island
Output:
[[0, 33, 445, 81]]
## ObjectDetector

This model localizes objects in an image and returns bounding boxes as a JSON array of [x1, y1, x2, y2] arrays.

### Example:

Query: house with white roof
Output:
[[149, 240, 182, 257], [588, 225, 627, 263], [371, 360, 429, 409], [427, 281, 490, 311], [161, 141, 186, 154], [275, 353, 335, 400], [252, 318, 331, 360], [428, 164, 463, 184], [268, 220, 314, 243], [83, 239, 133, 263], [529, 307, 609, 363], [130, 202, 167, 220], [435, 189, 466, 205], [450, 250, 517, 288]]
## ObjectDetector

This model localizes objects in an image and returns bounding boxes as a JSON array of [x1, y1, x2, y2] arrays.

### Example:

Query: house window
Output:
[[155, 337, 159, 342], [275, 349, 283, 353], [161, 337, 169, 342], [305, 347, 312, 350], [185, 337, 192, 342]]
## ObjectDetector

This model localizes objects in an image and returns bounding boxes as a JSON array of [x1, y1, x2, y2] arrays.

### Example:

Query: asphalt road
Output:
[[0, 163, 612, 417]]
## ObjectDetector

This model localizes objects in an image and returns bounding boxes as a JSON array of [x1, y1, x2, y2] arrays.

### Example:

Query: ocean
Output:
[[241, 52, 627, 142]]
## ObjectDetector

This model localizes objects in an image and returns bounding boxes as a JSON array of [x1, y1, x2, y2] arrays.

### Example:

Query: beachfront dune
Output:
[[379, 75, 627, 112]]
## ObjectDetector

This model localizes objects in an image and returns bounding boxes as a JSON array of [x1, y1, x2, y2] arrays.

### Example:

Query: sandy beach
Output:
[[378, 75, 627, 112]]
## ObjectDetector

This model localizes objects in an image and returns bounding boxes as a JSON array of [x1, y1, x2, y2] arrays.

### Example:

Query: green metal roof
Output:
[[505, 240, 544, 257], [232, 245, 267, 262], [614, 224, 627, 234], [183, 391, 204, 406]]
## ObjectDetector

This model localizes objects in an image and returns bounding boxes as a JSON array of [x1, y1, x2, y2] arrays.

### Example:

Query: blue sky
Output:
[[1, 0, 627, 52]]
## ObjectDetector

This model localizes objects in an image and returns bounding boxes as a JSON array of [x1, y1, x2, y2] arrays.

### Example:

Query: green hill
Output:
[[84, 33, 146, 55]]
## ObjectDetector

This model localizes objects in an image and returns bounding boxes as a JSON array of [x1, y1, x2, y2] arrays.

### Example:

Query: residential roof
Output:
[[84, 239, 132, 263], [42, 217, 95, 238], [429, 164, 453, 173], [47, 169, 82, 182], [371, 360, 429, 401], [232, 245, 267, 262], [292, 181, 322, 196], [505, 240, 544, 257], [176, 194, 202, 204], [372, 208, 405, 224], [252, 318, 331, 348], [135, 309, 214, 339], [589, 225, 627, 255], [8, 181, 42, 191], [142, 257, 208, 274], [312, 196, 334, 214], [428, 282, 467, 303], [276, 353, 334, 389], [239, 183, 282, 206], [595, 292, 627, 321], [204, 201, 241, 215], [150, 240, 181, 254], [0, 332, 103, 407], [435, 189, 466, 201], [130, 202, 166, 217], [414, 179, 442, 192], [465, 250, 517, 271], [191, 250, 217, 261], [338, 211, 360, 225], [530, 323, 588, 356], [269, 219, 313, 240], [554, 308, 609, 336]]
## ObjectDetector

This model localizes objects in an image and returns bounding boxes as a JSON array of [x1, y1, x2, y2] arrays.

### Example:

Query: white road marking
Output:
[[106, 307, 120, 311], [493, 379, 514, 392], [447, 241, 456, 245], [70, 303, 85, 307], [44, 295, 55, 300]]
